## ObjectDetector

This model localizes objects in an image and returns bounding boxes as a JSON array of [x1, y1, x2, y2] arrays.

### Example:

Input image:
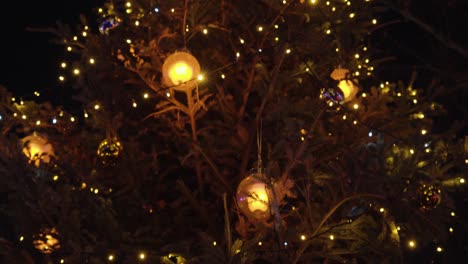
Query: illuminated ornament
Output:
[[21, 132, 55, 167], [97, 138, 122, 165], [320, 87, 344, 104], [236, 173, 272, 221], [99, 16, 121, 34], [33, 228, 60, 254], [417, 184, 442, 210], [330, 68, 358, 103], [162, 51, 200, 92], [338, 80, 358, 103]]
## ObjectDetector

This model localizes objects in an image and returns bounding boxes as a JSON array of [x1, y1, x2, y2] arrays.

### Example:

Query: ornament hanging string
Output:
[[256, 119, 263, 172]]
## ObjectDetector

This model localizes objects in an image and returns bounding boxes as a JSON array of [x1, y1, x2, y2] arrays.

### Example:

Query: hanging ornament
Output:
[[330, 68, 358, 103], [320, 87, 344, 104], [21, 132, 55, 167], [97, 138, 123, 165], [417, 184, 442, 210], [236, 172, 272, 221], [162, 51, 201, 92], [33, 228, 60, 254], [98, 15, 121, 34]]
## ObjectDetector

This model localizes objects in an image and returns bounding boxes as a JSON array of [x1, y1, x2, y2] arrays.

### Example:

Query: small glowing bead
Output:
[[329, 234, 334, 240], [408, 240, 416, 248], [257, 26, 263, 32], [349, 13, 355, 18], [203, 28, 208, 34], [139, 252, 145, 260], [61, 62, 67, 68], [108, 254, 114, 261], [372, 19, 377, 24], [300, 235, 306, 240]]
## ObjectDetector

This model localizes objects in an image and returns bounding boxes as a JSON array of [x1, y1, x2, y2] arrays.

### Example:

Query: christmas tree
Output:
[[1, 0, 467, 263]]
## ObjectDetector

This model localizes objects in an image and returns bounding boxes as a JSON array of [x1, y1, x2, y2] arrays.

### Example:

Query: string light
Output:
[[407, 240, 416, 249], [138, 252, 146, 260], [108, 254, 115, 261]]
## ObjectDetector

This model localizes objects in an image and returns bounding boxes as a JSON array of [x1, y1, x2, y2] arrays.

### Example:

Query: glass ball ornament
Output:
[[329, 68, 358, 103], [417, 184, 442, 210], [97, 138, 122, 165], [21, 132, 55, 167], [162, 51, 200, 92], [236, 173, 272, 221], [99, 15, 121, 34], [33, 228, 60, 254], [337, 80, 358, 103], [320, 87, 344, 104]]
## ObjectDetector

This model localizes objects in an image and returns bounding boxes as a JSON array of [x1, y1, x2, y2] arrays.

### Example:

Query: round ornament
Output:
[[329, 68, 358, 103], [236, 173, 272, 221], [97, 138, 122, 165], [162, 51, 200, 92], [417, 184, 442, 210], [21, 132, 55, 167], [338, 79, 358, 103], [320, 87, 344, 104], [99, 16, 121, 34], [33, 228, 60, 254]]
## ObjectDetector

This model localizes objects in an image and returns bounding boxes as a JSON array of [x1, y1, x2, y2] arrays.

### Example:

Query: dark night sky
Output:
[[0, 0, 98, 97]]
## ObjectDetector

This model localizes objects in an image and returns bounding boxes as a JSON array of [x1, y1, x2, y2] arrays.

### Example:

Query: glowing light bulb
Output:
[[169, 62, 193, 84]]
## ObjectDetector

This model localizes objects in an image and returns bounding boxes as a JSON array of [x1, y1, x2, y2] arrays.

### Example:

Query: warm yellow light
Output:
[[135, 20, 140, 26], [162, 52, 200, 91], [53, 175, 59, 181], [408, 240, 416, 248], [19, 236, 24, 241], [449, 227, 454, 232], [349, 13, 355, 18], [213, 241, 217, 246], [258, 241, 262, 246], [353, 103, 359, 109], [329, 234, 334, 240], [67, 46, 72, 51], [202, 28, 208, 34], [460, 178, 465, 183], [300, 235, 306, 240], [61, 62, 67, 68], [94, 104, 100, 110], [221, 74, 225, 79], [143, 93, 149, 99], [108, 254, 114, 261], [59, 76, 65, 81], [379, 207, 385, 213], [170, 62, 192, 82], [237, 174, 272, 220], [372, 19, 377, 24], [139, 252, 145, 260], [60, 259, 64, 263], [310, 0, 317, 4], [89, 58, 95, 64], [451, 211, 455, 216], [246, 183, 269, 212], [325, 29, 331, 34], [421, 129, 427, 135], [338, 80, 358, 102], [436, 247, 443, 252], [73, 68, 80, 75], [257, 26, 264, 32], [82, 31, 87, 37], [410, 149, 414, 154], [70, 117, 75, 122], [21, 133, 55, 167]]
